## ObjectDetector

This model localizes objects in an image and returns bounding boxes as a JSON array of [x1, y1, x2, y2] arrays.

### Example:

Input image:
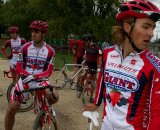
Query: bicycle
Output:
[[83, 111, 100, 130], [15, 81, 59, 130], [4, 70, 33, 112], [76, 69, 97, 104], [54, 58, 83, 90]]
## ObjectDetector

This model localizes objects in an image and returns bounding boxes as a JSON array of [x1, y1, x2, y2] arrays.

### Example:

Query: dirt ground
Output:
[[0, 58, 103, 130]]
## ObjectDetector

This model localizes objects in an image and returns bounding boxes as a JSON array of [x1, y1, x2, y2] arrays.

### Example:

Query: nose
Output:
[[147, 28, 154, 38]]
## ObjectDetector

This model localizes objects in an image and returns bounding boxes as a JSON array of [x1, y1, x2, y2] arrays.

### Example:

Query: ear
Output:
[[123, 23, 131, 34]]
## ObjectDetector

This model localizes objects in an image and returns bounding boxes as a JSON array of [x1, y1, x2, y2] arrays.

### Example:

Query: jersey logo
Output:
[[146, 52, 160, 72], [104, 69, 140, 92]]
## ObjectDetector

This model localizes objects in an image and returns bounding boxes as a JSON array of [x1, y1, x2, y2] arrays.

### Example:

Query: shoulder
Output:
[[46, 44, 55, 55], [21, 42, 32, 51], [20, 38, 27, 43], [145, 50, 160, 73], [102, 45, 115, 54]]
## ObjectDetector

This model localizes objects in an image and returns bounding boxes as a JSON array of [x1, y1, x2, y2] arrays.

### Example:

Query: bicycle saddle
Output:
[[83, 111, 99, 127]]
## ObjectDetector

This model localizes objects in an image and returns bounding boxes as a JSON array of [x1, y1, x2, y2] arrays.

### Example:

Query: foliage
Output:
[[0, 0, 120, 42]]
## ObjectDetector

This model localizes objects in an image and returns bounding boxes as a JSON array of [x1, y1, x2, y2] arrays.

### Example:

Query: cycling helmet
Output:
[[29, 20, 48, 32], [8, 26, 19, 33], [81, 34, 92, 41], [116, 0, 160, 22]]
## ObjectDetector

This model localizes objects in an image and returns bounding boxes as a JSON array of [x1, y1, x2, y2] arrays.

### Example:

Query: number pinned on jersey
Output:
[[17, 53, 23, 61]]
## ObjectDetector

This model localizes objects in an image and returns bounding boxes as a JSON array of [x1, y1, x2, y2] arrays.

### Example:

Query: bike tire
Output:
[[33, 110, 58, 130], [82, 82, 95, 104], [7, 82, 33, 112]]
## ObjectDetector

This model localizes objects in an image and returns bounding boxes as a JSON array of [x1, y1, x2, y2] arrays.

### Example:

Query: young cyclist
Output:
[[84, 0, 160, 130], [5, 20, 59, 130], [1, 26, 26, 83]]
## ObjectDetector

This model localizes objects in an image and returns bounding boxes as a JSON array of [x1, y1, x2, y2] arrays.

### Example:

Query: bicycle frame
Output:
[[55, 63, 83, 82], [15, 85, 57, 130]]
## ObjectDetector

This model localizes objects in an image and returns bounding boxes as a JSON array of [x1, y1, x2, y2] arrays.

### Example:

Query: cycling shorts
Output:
[[76, 57, 83, 67], [10, 78, 50, 103], [84, 61, 97, 76], [9, 56, 18, 70]]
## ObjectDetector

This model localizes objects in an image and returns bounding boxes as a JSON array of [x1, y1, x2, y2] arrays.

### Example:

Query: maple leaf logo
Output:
[[109, 90, 121, 107]]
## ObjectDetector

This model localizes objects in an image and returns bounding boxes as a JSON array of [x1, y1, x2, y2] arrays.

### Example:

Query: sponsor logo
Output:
[[146, 52, 160, 72], [130, 59, 137, 65], [26, 57, 46, 65], [104, 69, 139, 92], [111, 54, 119, 59]]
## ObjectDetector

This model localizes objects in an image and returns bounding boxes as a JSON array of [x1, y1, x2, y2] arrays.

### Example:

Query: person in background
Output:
[[76, 34, 102, 102], [84, 0, 160, 130], [1, 26, 26, 83]]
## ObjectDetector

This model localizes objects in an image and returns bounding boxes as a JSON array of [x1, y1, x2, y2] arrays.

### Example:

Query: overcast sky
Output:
[[151, 0, 160, 41]]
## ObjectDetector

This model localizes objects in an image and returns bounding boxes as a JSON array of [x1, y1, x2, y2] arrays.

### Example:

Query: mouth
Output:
[[143, 40, 150, 44]]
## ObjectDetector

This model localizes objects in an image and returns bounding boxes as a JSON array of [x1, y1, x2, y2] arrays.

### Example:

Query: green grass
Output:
[[54, 49, 74, 69]]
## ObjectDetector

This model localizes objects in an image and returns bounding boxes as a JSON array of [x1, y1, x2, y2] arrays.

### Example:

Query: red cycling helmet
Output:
[[29, 20, 48, 33], [116, 0, 160, 22], [8, 26, 19, 33]]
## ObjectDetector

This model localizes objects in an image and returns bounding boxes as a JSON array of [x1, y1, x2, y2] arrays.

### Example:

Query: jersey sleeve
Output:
[[93, 70, 105, 106], [148, 70, 160, 130], [34, 47, 55, 79]]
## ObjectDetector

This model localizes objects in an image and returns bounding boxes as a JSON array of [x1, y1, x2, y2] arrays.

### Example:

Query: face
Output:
[[31, 30, 45, 44], [10, 32, 18, 40], [130, 18, 155, 50]]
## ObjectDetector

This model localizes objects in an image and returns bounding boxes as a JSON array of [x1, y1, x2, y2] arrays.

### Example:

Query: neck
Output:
[[33, 41, 44, 48], [122, 38, 134, 58]]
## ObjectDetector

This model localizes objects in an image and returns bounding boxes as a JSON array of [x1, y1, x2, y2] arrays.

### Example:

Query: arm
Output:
[[1, 40, 11, 59], [147, 71, 160, 130], [84, 70, 104, 111]]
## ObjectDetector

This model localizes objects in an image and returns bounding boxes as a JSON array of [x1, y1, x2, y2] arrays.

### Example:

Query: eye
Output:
[[142, 25, 149, 29]]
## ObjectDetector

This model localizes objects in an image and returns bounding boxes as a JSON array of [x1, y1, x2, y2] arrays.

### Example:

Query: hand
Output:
[[84, 103, 98, 111], [23, 75, 35, 83]]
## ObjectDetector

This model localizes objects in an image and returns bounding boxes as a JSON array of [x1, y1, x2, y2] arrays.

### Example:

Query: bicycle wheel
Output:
[[82, 82, 95, 104], [33, 110, 58, 130], [7, 82, 33, 112]]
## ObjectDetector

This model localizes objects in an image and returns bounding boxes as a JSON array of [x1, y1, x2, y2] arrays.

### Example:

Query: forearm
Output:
[[34, 64, 53, 79]]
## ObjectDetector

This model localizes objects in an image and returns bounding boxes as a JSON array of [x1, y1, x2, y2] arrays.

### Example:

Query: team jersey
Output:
[[2, 37, 26, 59], [94, 45, 160, 130], [16, 41, 55, 79], [85, 43, 101, 62]]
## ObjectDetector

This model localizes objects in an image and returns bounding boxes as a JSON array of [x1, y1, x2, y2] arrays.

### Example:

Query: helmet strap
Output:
[[125, 18, 142, 53]]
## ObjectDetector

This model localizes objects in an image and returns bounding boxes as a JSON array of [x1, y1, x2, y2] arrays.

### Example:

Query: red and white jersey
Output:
[[2, 37, 26, 59], [16, 41, 55, 79], [94, 45, 160, 130]]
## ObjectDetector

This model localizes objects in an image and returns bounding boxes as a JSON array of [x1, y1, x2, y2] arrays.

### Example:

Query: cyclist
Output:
[[84, 0, 160, 130], [76, 34, 102, 101], [67, 34, 92, 88], [1, 26, 26, 83], [5, 20, 59, 130]]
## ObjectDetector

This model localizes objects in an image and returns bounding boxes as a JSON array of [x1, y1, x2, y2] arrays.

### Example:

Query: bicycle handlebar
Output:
[[15, 85, 52, 94], [3, 70, 13, 78]]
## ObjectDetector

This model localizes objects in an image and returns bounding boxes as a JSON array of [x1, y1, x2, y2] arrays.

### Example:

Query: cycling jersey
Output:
[[94, 45, 160, 130], [1, 37, 26, 69], [85, 43, 100, 62], [10, 41, 55, 102]]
